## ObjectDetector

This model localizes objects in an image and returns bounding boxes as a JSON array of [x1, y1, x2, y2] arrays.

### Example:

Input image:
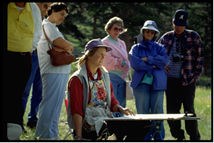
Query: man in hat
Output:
[[158, 9, 203, 141]]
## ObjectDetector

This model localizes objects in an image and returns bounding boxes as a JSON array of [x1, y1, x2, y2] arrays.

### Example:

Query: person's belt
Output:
[[7, 51, 31, 56]]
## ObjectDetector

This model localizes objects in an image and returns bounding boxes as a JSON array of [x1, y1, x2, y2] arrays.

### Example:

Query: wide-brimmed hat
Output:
[[140, 20, 160, 34], [84, 38, 112, 52], [173, 9, 188, 26]]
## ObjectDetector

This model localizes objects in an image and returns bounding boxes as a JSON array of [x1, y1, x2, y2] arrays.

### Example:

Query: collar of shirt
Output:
[[11, 3, 31, 12], [86, 64, 102, 81]]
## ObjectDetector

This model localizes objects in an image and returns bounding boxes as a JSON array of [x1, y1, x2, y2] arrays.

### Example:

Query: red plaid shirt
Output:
[[158, 29, 204, 86]]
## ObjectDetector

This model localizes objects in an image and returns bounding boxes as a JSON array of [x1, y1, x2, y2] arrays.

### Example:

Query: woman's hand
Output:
[[67, 48, 73, 55], [164, 65, 170, 73], [142, 56, 148, 62], [117, 105, 134, 115], [53, 37, 74, 53]]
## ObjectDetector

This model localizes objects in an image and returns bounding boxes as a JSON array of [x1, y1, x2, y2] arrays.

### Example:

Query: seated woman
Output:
[[67, 38, 133, 141]]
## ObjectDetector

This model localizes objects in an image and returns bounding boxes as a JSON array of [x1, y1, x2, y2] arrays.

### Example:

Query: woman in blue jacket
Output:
[[129, 20, 169, 140]]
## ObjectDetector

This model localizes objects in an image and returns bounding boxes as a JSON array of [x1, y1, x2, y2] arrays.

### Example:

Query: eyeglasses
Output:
[[144, 29, 155, 35], [113, 27, 123, 32]]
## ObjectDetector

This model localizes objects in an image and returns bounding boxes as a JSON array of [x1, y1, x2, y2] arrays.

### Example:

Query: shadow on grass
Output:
[[196, 75, 211, 88]]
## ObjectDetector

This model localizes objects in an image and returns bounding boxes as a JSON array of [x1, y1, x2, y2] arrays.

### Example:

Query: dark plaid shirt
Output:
[[158, 29, 203, 86]]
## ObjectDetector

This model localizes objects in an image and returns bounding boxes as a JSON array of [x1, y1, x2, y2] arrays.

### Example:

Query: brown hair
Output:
[[47, 2, 68, 16], [77, 48, 98, 69]]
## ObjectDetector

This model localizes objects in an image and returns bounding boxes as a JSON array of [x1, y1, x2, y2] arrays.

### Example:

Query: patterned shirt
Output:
[[158, 29, 203, 86], [68, 66, 119, 116], [88, 72, 108, 108], [167, 36, 183, 78]]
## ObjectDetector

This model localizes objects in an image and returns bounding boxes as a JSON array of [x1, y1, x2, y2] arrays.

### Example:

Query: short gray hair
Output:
[[104, 16, 124, 33]]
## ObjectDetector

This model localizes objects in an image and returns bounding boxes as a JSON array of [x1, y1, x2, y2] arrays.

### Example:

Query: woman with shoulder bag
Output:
[[36, 2, 74, 140], [129, 20, 169, 141]]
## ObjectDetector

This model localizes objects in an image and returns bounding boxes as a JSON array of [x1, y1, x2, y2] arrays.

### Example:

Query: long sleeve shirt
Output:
[[129, 40, 169, 90], [158, 29, 203, 86], [68, 66, 119, 117], [102, 35, 130, 80]]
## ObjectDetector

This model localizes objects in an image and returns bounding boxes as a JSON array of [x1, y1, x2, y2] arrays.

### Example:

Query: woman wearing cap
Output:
[[129, 20, 169, 140], [67, 38, 133, 140], [102, 17, 130, 116]]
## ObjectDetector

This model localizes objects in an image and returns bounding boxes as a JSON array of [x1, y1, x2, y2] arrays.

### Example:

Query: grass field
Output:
[[20, 79, 212, 141]]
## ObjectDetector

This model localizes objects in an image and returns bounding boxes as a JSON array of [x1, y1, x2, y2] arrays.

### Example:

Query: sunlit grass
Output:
[[20, 80, 212, 141]]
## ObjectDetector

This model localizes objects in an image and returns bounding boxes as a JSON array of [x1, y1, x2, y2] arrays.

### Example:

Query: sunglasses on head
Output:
[[113, 27, 123, 32]]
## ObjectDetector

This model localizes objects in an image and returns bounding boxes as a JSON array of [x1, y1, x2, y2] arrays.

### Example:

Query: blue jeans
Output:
[[109, 73, 126, 117], [133, 83, 165, 140], [35, 73, 69, 139], [22, 50, 42, 123]]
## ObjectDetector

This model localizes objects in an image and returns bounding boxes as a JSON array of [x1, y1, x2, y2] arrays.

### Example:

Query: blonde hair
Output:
[[104, 16, 127, 34], [77, 49, 97, 69]]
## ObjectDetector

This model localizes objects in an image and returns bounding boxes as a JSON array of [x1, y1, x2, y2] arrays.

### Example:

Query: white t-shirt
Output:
[[30, 3, 42, 51], [37, 18, 71, 74]]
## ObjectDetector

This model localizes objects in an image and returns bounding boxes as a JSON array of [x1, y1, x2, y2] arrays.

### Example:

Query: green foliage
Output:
[[196, 75, 212, 87], [59, 2, 212, 77], [70, 62, 78, 74], [19, 2, 213, 141]]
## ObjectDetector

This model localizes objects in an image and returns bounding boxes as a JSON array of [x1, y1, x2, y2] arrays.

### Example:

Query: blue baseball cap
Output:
[[85, 38, 112, 52], [173, 9, 188, 26]]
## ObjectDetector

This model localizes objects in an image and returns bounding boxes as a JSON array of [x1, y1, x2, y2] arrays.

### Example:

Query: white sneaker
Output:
[[7, 123, 22, 140]]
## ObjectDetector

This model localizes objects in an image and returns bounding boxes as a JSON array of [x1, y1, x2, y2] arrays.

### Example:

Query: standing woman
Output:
[[129, 20, 169, 140], [36, 2, 74, 140], [102, 17, 130, 114]]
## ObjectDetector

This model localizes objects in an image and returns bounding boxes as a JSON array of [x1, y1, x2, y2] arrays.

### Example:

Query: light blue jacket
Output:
[[129, 40, 169, 90]]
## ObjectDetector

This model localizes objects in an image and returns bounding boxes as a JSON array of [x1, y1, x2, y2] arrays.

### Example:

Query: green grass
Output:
[[20, 80, 212, 141]]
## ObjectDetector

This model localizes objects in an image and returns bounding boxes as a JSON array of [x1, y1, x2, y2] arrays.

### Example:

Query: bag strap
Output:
[[42, 25, 52, 50]]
